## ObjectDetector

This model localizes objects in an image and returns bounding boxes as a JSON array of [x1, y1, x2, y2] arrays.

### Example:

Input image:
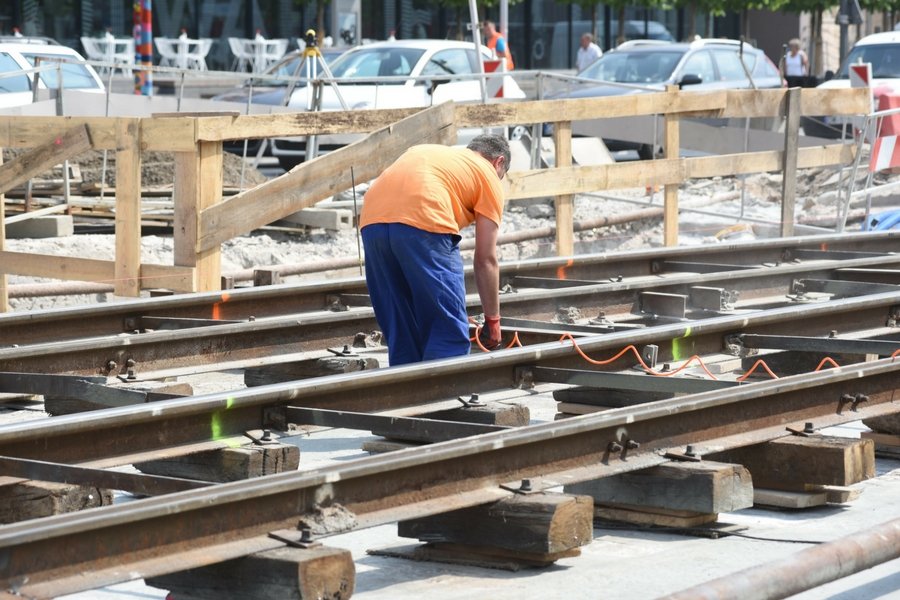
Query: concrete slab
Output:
[[5, 215, 74, 239]]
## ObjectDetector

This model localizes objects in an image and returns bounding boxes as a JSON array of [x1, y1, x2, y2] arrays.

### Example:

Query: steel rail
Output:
[[662, 518, 900, 600], [2, 255, 900, 378], [0, 290, 897, 466], [0, 355, 898, 598], [2, 232, 899, 347]]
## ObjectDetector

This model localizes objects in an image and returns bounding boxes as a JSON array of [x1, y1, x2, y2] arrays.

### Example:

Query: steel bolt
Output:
[[661, 363, 671, 372], [803, 422, 815, 434], [829, 330, 838, 338], [625, 439, 640, 450], [520, 479, 532, 492], [300, 528, 313, 543], [852, 394, 869, 410], [261, 429, 271, 441], [105, 360, 117, 372], [607, 441, 623, 453], [839, 394, 855, 410], [248, 316, 256, 322], [684, 445, 697, 457]]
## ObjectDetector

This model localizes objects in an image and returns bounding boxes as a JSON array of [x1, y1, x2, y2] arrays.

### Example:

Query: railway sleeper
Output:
[[0, 479, 111, 524], [566, 460, 753, 529], [707, 435, 875, 510], [861, 413, 900, 459], [393, 492, 593, 569], [135, 437, 300, 484], [147, 543, 355, 600]]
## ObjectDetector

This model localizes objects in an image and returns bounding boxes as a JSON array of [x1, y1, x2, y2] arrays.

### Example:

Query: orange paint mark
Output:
[[210, 293, 230, 321], [54, 137, 62, 145], [556, 258, 574, 281], [820, 243, 827, 251]]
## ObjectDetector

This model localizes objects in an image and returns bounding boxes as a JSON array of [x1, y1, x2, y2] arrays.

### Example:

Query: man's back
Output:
[[361, 145, 503, 235]]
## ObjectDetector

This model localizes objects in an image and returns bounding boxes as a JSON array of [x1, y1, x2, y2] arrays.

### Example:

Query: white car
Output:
[[265, 39, 525, 169], [802, 31, 900, 138], [0, 40, 104, 109]]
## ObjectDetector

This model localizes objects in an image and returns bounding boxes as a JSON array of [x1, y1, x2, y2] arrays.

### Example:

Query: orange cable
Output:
[[736, 359, 779, 381], [813, 356, 841, 371]]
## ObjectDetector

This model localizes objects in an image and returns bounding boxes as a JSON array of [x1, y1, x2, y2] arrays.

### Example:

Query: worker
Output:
[[360, 134, 510, 366], [482, 20, 514, 70]]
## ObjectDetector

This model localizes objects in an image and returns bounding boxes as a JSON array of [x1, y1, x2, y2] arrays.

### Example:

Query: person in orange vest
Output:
[[482, 20, 514, 70]]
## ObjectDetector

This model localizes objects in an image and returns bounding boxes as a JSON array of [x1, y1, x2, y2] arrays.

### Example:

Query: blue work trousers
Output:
[[361, 223, 470, 365]]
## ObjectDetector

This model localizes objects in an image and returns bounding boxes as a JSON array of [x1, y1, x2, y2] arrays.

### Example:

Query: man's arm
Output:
[[495, 36, 509, 58], [473, 214, 500, 318]]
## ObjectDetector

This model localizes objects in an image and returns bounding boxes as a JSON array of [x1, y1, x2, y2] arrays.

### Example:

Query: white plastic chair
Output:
[[187, 39, 212, 71], [262, 39, 288, 71], [155, 38, 178, 68], [80, 37, 109, 75], [112, 38, 135, 75], [228, 37, 253, 72]]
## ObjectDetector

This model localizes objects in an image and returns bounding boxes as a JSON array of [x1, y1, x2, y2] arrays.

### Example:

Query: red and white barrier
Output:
[[483, 58, 505, 98]]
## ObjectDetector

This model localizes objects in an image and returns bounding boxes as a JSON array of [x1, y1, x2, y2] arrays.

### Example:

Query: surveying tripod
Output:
[[281, 29, 348, 161]]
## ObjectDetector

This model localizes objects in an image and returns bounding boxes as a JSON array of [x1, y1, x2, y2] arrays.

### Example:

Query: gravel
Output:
[[5, 162, 900, 312]]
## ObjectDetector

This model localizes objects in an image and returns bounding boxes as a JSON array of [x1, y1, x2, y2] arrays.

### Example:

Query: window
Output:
[[681, 50, 715, 83], [711, 49, 748, 82], [23, 53, 100, 90], [330, 48, 425, 83], [0, 53, 31, 93], [421, 49, 473, 76]]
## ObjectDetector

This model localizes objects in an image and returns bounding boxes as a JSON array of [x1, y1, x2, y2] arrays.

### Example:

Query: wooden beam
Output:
[[147, 545, 355, 600], [0, 125, 92, 196], [114, 119, 142, 297], [197, 102, 457, 253], [553, 121, 574, 256], [0, 250, 114, 281], [174, 141, 223, 292], [141, 263, 197, 293], [195, 109, 419, 141], [0, 117, 196, 151], [781, 88, 801, 237], [505, 144, 853, 200], [664, 86, 680, 247]]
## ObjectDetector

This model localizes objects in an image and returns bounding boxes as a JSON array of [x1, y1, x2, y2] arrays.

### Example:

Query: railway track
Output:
[[0, 232, 898, 598]]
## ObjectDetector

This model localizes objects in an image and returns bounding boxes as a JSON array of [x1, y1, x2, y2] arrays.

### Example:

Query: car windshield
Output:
[[329, 47, 425, 83], [0, 52, 31, 93], [23, 52, 99, 89], [580, 50, 684, 83], [837, 44, 900, 79]]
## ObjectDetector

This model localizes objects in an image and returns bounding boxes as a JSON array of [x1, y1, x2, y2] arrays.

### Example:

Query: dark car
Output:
[[550, 39, 784, 158]]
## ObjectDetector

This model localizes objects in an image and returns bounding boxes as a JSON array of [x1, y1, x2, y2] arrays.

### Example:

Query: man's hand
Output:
[[481, 315, 502, 349]]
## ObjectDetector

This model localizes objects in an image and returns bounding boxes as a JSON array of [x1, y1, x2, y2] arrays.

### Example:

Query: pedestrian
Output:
[[482, 20, 514, 70], [576, 32, 602, 72], [781, 38, 809, 88], [359, 134, 510, 366]]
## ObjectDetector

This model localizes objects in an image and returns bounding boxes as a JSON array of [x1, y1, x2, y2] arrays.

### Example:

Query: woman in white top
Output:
[[781, 38, 809, 88]]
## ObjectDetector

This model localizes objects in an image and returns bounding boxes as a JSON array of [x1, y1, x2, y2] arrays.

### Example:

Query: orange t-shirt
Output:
[[360, 145, 504, 234]]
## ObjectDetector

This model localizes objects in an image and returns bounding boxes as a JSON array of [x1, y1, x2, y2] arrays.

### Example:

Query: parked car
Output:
[[549, 38, 783, 158], [548, 19, 674, 69], [216, 39, 525, 170], [0, 40, 104, 109], [801, 31, 900, 139]]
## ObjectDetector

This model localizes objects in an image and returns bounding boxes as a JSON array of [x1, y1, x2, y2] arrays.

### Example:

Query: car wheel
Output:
[[637, 144, 656, 160], [278, 156, 302, 171]]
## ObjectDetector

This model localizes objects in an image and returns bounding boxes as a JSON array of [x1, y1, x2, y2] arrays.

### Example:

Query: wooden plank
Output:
[[399, 492, 593, 556], [0, 125, 92, 196], [595, 504, 718, 527], [505, 144, 853, 200], [195, 109, 419, 141], [709, 435, 875, 490], [664, 86, 680, 247], [0, 116, 195, 151], [0, 250, 114, 281], [753, 488, 827, 509], [147, 545, 355, 600], [197, 102, 457, 253], [804, 484, 863, 504], [3, 202, 69, 225], [553, 121, 574, 256], [114, 119, 142, 297], [781, 88, 800, 237], [140, 263, 196, 293]]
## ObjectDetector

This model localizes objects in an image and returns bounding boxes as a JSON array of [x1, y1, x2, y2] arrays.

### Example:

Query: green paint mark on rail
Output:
[[672, 326, 692, 361], [210, 397, 236, 440]]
